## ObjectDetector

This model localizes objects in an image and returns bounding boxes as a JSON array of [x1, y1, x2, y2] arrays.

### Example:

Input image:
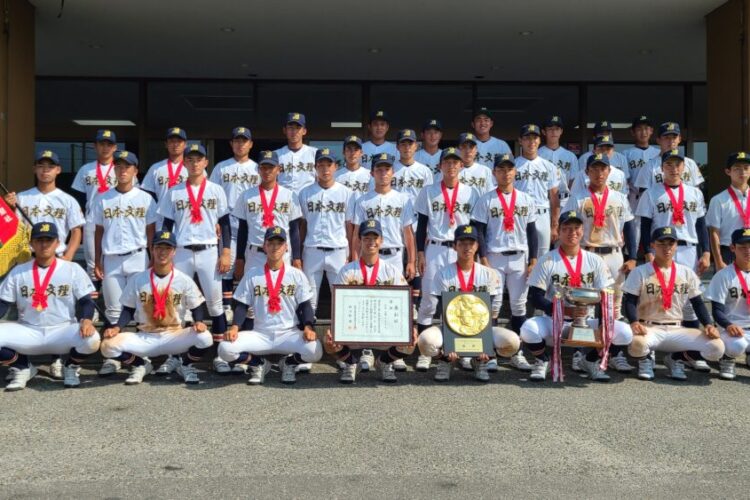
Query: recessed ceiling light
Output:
[[73, 119, 136, 126], [220, 27, 235, 33], [519, 31, 533, 36], [368, 48, 381, 54]]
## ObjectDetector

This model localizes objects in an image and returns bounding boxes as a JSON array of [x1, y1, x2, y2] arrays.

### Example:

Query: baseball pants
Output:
[[417, 243, 457, 325], [418, 325, 520, 358], [628, 325, 724, 361], [83, 220, 96, 279], [175, 246, 223, 316], [218, 329, 323, 363], [101, 327, 213, 359], [0, 322, 100, 356], [302, 246, 348, 312], [101, 249, 148, 324], [719, 328, 750, 358], [487, 251, 528, 317], [520, 316, 633, 347], [535, 208, 551, 258]]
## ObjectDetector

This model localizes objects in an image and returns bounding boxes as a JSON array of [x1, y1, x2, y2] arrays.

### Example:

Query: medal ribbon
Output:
[[456, 262, 475, 292], [727, 187, 750, 227], [652, 261, 676, 311], [496, 188, 517, 232], [441, 181, 459, 226], [186, 178, 207, 224], [150, 268, 174, 320], [31, 259, 57, 311], [734, 263, 750, 309], [167, 160, 184, 188], [359, 258, 379, 286], [664, 184, 685, 226], [558, 247, 582, 287], [96, 161, 114, 193], [589, 186, 609, 228], [259, 185, 279, 228], [264, 263, 285, 314]]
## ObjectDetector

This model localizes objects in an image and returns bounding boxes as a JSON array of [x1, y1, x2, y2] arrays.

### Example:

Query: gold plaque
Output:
[[445, 295, 490, 336], [455, 338, 484, 352]]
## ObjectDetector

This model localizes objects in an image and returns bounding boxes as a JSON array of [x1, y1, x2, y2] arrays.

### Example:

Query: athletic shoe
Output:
[[125, 361, 153, 385], [434, 360, 452, 382], [459, 357, 473, 371], [63, 364, 81, 388], [279, 357, 297, 384], [213, 356, 232, 375], [664, 355, 688, 381], [486, 358, 498, 373], [177, 363, 200, 384], [339, 363, 358, 384], [231, 363, 248, 374], [336, 360, 348, 371], [637, 357, 654, 380], [359, 350, 375, 372], [392, 358, 407, 372], [529, 359, 549, 382], [719, 358, 736, 380], [571, 350, 584, 372], [49, 357, 64, 380], [295, 362, 312, 373], [415, 355, 431, 372], [510, 352, 532, 371], [608, 352, 634, 373], [472, 359, 490, 382], [580, 358, 610, 382], [5, 364, 37, 391], [685, 357, 711, 373], [155, 355, 181, 375], [247, 360, 271, 385], [377, 360, 397, 383], [98, 358, 121, 377]]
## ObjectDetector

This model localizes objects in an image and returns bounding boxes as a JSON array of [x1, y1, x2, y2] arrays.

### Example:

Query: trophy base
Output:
[[562, 325, 604, 348]]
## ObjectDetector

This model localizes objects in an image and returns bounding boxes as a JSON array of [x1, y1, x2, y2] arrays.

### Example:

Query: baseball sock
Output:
[[222, 279, 233, 308], [286, 353, 304, 365], [12, 354, 30, 369], [0, 347, 18, 365], [684, 350, 705, 362], [66, 348, 92, 366], [379, 347, 406, 363], [524, 341, 548, 361], [510, 315, 526, 334], [247, 355, 264, 366], [182, 346, 209, 365], [609, 345, 624, 356], [410, 276, 422, 310], [336, 346, 356, 364], [585, 349, 600, 362], [114, 353, 144, 366], [233, 352, 252, 365], [211, 313, 227, 344]]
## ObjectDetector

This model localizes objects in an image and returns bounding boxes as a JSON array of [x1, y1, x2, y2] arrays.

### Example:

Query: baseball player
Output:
[[276, 113, 317, 193], [157, 144, 231, 375], [521, 210, 632, 382], [142, 127, 189, 208], [577, 121, 630, 177], [706, 228, 750, 380], [706, 152, 750, 269], [417, 224, 520, 382], [99, 230, 212, 385], [448, 132, 495, 195], [209, 127, 260, 320], [569, 135, 629, 197], [392, 129, 434, 200], [514, 124, 560, 258], [0, 223, 100, 391], [218, 226, 322, 385], [623, 226, 723, 381], [299, 148, 355, 314], [92, 151, 157, 375], [539, 115, 578, 188], [634, 122, 705, 191], [470, 107, 511, 168], [325, 220, 414, 383], [335, 135, 371, 204], [361, 110, 399, 169], [471, 152, 537, 372], [414, 119, 443, 175]]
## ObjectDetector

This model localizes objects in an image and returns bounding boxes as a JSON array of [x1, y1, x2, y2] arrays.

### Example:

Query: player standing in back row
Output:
[[470, 107, 511, 168], [362, 110, 399, 169], [276, 113, 317, 194]]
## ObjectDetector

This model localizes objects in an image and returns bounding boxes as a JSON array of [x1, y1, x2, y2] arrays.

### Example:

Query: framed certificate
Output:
[[331, 285, 413, 346]]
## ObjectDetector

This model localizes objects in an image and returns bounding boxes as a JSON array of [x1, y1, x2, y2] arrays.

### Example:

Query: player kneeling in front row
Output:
[[521, 211, 633, 382], [324, 220, 415, 384], [219, 226, 322, 385], [100, 230, 213, 385], [417, 225, 520, 382], [0, 223, 100, 391], [622, 226, 723, 381]]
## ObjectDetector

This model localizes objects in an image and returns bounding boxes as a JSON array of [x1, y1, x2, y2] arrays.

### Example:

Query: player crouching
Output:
[[219, 227, 322, 385], [623, 226, 723, 381], [417, 225, 520, 382], [0, 223, 100, 391], [100, 230, 213, 385]]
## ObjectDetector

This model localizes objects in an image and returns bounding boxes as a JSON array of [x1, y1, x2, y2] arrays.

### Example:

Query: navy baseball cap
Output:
[[594, 134, 614, 147], [258, 150, 279, 166], [440, 147, 461, 161], [153, 229, 177, 247], [472, 107, 492, 119], [586, 153, 611, 168], [652, 226, 678, 242], [264, 226, 287, 242], [661, 149, 684, 163], [359, 219, 383, 237], [114, 150, 139, 166], [494, 153, 515, 167], [454, 224, 479, 242], [423, 119, 443, 131], [458, 132, 478, 145], [658, 122, 681, 137], [30, 222, 58, 240], [285, 112, 306, 126], [731, 227, 750, 245], [95, 129, 117, 143], [35, 150, 60, 165], [232, 126, 252, 140], [371, 152, 395, 167], [544, 116, 564, 128], [370, 110, 389, 123], [166, 127, 187, 140], [631, 115, 652, 128], [559, 210, 584, 225], [520, 124, 541, 137], [727, 151, 750, 167], [397, 129, 417, 143], [593, 121, 613, 134], [343, 135, 363, 147], [315, 148, 337, 163], [185, 144, 207, 157]]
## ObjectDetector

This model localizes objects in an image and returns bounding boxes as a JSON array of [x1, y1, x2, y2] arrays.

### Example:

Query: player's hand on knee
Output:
[[193, 321, 207, 333], [445, 351, 458, 362], [476, 353, 490, 362], [630, 321, 647, 336], [704, 324, 720, 339], [303, 325, 317, 342], [225, 325, 239, 342], [727, 324, 745, 337], [79, 319, 96, 338], [103, 326, 120, 339]]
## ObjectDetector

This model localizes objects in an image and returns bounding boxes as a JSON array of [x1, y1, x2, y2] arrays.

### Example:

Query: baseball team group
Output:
[[1, 107, 749, 390]]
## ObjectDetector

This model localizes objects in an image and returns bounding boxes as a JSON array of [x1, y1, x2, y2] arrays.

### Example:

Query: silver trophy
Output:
[[559, 286, 603, 347]]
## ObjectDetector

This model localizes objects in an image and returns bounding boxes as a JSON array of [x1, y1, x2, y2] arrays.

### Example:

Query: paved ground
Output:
[[2, 355, 750, 499]]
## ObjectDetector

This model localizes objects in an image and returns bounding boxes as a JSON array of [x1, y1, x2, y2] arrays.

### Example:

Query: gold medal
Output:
[[35, 305, 43, 312], [445, 294, 490, 336]]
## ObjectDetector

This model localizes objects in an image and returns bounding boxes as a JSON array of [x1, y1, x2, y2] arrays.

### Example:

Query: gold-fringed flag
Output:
[[0, 197, 31, 277]]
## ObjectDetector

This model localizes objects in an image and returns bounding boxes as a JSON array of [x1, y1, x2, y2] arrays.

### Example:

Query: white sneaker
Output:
[[378, 359, 397, 383], [637, 357, 655, 380], [232, 363, 248, 374], [664, 355, 688, 381], [49, 357, 64, 380], [434, 360, 452, 382], [360, 350, 375, 372], [685, 357, 711, 373], [63, 363, 81, 388], [177, 363, 200, 384], [529, 359, 549, 382], [125, 361, 153, 385], [486, 358, 498, 372], [510, 352, 533, 371], [295, 362, 312, 373], [247, 360, 271, 385], [213, 356, 231, 375], [608, 352, 634, 373], [571, 350, 584, 372], [392, 358, 407, 372], [719, 358, 736, 380], [155, 355, 181, 375], [98, 358, 121, 377], [5, 364, 37, 391], [224, 305, 233, 324], [336, 360, 348, 371], [472, 359, 490, 382], [459, 357, 473, 371], [415, 355, 432, 372], [581, 358, 610, 382], [279, 357, 297, 384], [339, 363, 358, 384]]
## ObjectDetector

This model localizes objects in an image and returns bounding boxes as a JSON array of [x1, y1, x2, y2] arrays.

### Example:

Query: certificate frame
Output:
[[331, 285, 413, 347]]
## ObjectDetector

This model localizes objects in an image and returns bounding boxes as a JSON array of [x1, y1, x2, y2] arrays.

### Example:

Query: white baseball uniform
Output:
[[392, 160, 434, 200], [361, 141, 399, 169], [514, 155, 560, 258], [623, 146, 661, 245], [634, 155, 705, 191], [475, 137, 512, 168], [335, 166, 372, 202], [569, 167, 629, 198], [16, 187, 85, 256], [539, 145, 578, 185], [142, 158, 196, 228], [333, 258, 407, 286], [705, 264, 750, 358], [706, 187, 750, 246], [275, 144, 317, 194], [414, 148, 442, 175], [577, 150, 631, 181]]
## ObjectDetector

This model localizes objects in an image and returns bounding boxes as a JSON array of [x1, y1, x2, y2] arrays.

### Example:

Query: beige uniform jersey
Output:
[[621, 261, 702, 323]]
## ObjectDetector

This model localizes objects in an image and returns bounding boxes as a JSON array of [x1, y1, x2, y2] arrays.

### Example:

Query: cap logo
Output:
[[739, 152, 747, 159], [502, 154, 510, 161], [190, 145, 200, 151], [671, 149, 679, 155], [367, 220, 376, 228], [160, 231, 170, 239], [594, 153, 604, 160], [171, 128, 180, 134], [667, 123, 675, 130], [552, 116, 559, 121], [264, 151, 272, 158], [273, 227, 282, 234], [430, 120, 437, 125], [463, 226, 473, 234], [118, 152, 128, 158], [602, 122, 609, 127], [744, 229, 750, 236], [448, 147, 456, 154], [238, 127, 245, 133], [379, 153, 387, 160], [568, 211, 577, 217], [292, 113, 300, 120], [376, 111, 384, 117], [664, 228, 672, 235], [322, 148, 330, 155], [102, 130, 111, 138], [602, 135, 610, 141], [404, 130, 411, 136], [40, 223, 50, 232], [42, 151, 53, 158], [640, 115, 647, 120]]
